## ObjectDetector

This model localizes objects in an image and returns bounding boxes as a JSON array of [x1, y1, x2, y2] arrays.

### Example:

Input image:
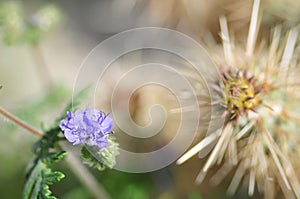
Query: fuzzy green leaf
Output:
[[24, 157, 39, 180], [81, 146, 106, 171], [41, 183, 55, 199], [43, 170, 65, 185], [23, 87, 90, 199], [23, 161, 43, 199], [31, 175, 42, 199], [24, 131, 65, 199], [23, 160, 65, 199], [42, 151, 67, 164], [81, 136, 119, 171]]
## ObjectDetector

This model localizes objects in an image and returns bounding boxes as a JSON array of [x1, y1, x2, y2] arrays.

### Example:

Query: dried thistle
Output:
[[177, 0, 300, 198]]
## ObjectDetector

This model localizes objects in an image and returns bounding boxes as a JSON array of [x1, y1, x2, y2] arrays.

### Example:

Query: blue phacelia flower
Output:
[[60, 109, 113, 149]]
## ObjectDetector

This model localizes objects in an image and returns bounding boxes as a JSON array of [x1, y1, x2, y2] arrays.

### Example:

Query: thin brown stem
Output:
[[0, 106, 44, 137]]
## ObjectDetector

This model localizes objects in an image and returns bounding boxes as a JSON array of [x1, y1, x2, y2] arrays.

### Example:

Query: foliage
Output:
[[23, 115, 67, 199], [23, 152, 66, 199], [23, 87, 92, 199], [0, 2, 61, 45], [81, 136, 119, 171]]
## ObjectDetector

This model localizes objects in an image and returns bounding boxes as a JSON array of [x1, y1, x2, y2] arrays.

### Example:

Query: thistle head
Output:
[[221, 69, 263, 119], [177, 0, 300, 198]]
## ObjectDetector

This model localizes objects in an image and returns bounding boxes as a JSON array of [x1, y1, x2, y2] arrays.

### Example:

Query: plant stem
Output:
[[0, 106, 44, 137]]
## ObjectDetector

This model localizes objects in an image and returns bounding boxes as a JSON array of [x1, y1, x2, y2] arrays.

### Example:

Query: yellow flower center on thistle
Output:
[[224, 72, 261, 113]]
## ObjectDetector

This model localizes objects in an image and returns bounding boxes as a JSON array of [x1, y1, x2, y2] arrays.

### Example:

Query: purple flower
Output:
[[60, 109, 113, 149]]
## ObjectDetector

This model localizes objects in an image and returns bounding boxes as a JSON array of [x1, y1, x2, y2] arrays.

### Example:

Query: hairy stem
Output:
[[0, 106, 44, 137]]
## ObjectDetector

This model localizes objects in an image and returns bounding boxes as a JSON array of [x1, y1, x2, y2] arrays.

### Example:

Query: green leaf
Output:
[[81, 136, 119, 171], [43, 170, 65, 185], [81, 146, 106, 171], [23, 87, 90, 199], [24, 135, 66, 199], [23, 161, 43, 199], [41, 183, 55, 199], [23, 160, 65, 199], [42, 151, 67, 164], [24, 157, 39, 180], [31, 174, 42, 199]]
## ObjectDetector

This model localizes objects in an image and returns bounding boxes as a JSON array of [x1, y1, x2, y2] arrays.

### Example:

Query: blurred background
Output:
[[0, 0, 300, 198]]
